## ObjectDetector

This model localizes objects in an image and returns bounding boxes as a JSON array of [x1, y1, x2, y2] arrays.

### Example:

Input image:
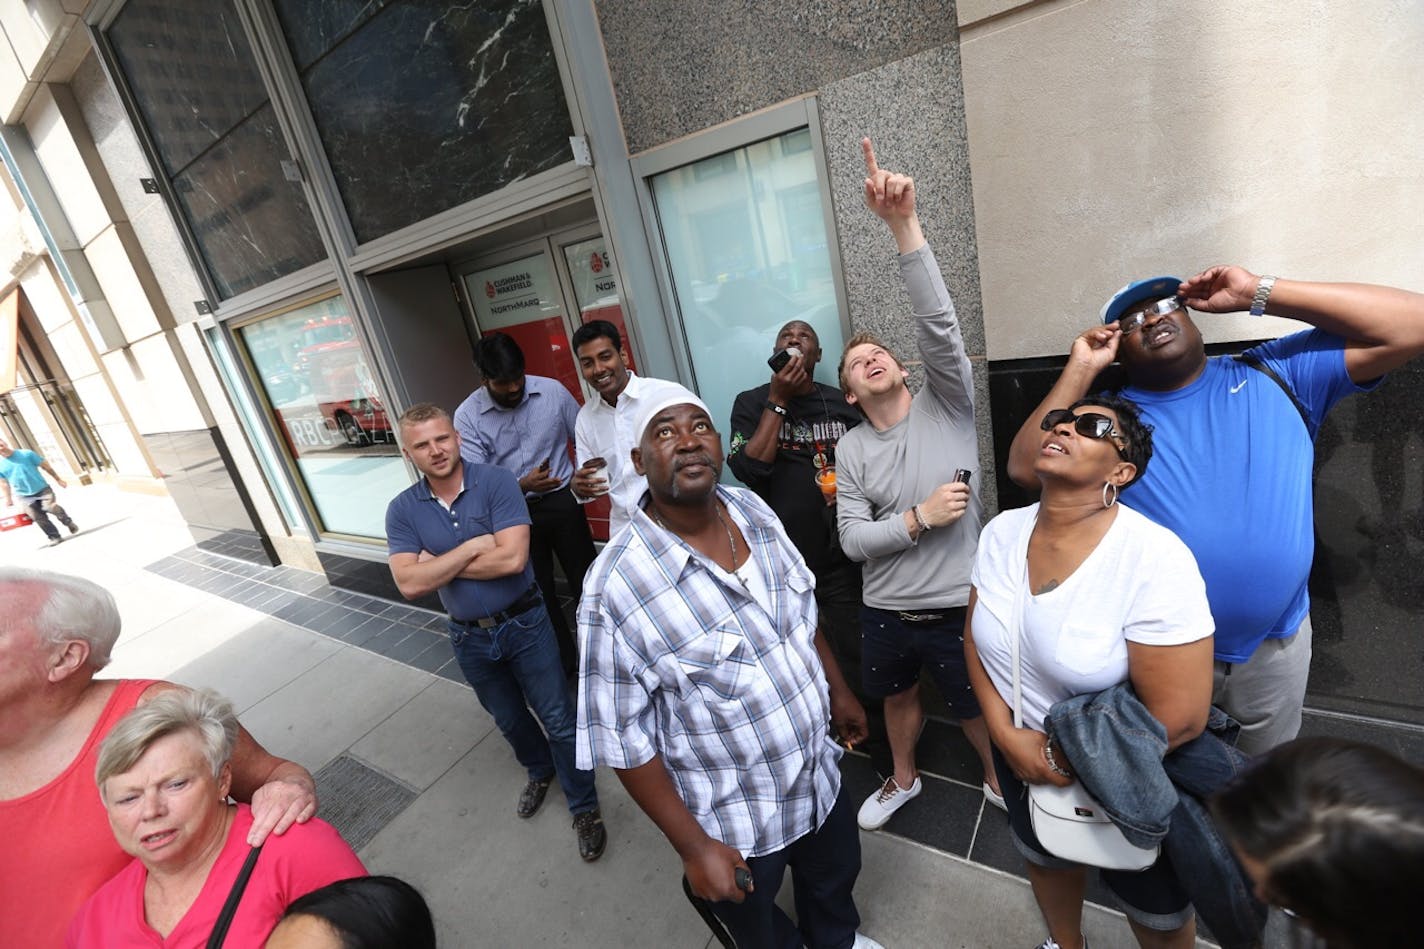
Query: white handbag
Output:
[[1009, 524, 1160, 872]]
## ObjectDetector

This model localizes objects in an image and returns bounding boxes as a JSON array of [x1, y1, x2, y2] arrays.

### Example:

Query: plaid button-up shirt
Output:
[[575, 485, 842, 857]]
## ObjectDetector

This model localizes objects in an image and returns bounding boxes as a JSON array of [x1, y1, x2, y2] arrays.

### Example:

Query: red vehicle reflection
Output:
[[295, 315, 393, 447]]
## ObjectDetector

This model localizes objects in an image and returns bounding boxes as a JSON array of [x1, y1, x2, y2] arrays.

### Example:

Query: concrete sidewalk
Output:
[[3, 483, 1186, 948]]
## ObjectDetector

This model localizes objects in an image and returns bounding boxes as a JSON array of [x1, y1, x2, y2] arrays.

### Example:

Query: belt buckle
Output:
[[899, 611, 944, 623], [477, 616, 498, 629]]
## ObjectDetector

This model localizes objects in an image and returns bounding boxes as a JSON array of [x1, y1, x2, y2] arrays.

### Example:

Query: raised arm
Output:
[[862, 138, 971, 410], [725, 387, 782, 487], [1005, 324, 1122, 489], [1180, 265, 1424, 383], [862, 137, 924, 255]]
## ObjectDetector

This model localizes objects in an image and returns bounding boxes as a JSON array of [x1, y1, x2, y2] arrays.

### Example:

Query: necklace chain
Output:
[[650, 502, 750, 591]]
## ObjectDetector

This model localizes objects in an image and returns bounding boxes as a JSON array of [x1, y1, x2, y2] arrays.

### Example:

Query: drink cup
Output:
[[815, 465, 837, 502]]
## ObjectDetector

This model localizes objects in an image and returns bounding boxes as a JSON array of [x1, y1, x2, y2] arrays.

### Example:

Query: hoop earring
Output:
[[1102, 481, 1119, 509]]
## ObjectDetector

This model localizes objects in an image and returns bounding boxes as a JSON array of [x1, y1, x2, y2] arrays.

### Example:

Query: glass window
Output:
[[107, 0, 326, 299], [649, 129, 845, 469], [271, 0, 575, 243], [237, 297, 407, 539]]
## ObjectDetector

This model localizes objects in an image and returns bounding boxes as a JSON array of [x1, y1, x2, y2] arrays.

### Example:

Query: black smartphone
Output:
[[768, 349, 794, 373], [538, 457, 550, 471], [954, 468, 972, 484]]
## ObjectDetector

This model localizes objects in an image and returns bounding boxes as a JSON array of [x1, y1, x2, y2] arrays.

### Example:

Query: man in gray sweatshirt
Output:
[[835, 139, 999, 831]]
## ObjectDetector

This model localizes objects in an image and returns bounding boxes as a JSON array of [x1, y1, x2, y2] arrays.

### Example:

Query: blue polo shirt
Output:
[[0, 449, 51, 496], [385, 462, 534, 619]]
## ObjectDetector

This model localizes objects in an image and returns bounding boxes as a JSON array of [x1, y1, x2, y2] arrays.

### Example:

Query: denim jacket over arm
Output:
[[1046, 683, 1267, 949]]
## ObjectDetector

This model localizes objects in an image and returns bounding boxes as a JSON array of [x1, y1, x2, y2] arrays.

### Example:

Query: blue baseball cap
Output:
[[1100, 276, 1183, 326]]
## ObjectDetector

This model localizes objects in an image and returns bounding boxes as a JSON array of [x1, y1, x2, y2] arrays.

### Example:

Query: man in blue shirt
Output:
[[0, 439, 78, 546], [386, 402, 605, 861], [1008, 267, 1424, 753], [453, 333, 596, 676]]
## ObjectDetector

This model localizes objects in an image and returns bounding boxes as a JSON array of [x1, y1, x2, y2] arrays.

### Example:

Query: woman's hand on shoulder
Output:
[[998, 727, 1074, 788]]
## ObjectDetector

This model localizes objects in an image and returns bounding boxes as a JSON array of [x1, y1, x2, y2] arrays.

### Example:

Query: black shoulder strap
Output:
[[207, 844, 263, 949], [1233, 352, 1310, 431]]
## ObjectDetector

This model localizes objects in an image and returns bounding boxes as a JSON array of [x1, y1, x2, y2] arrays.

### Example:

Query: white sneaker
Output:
[[857, 775, 922, 830], [853, 933, 885, 949]]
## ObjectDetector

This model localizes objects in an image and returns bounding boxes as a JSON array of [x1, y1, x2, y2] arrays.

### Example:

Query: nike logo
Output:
[[1230, 380, 1248, 394]]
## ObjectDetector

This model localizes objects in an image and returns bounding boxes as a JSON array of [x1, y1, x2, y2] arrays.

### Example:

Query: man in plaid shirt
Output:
[[576, 384, 882, 949]]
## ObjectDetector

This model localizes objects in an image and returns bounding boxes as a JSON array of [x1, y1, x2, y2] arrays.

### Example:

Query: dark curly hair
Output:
[[1211, 737, 1424, 949], [1069, 394, 1154, 487]]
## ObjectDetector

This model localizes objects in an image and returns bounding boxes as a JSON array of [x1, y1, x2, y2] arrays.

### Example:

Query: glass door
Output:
[[459, 228, 637, 541]]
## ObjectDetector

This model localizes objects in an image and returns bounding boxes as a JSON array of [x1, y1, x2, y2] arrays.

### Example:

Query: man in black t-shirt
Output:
[[728, 320, 890, 776]]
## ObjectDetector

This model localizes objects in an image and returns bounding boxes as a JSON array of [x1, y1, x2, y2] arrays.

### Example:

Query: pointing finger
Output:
[[861, 137, 878, 176]]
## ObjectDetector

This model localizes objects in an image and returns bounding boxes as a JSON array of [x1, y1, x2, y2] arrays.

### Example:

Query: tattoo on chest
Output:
[[1033, 579, 1060, 595]]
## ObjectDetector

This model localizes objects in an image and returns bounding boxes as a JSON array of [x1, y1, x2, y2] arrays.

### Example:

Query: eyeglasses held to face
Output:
[[1119, 296, 1184, 334], [1040, 408, 1127, 459]]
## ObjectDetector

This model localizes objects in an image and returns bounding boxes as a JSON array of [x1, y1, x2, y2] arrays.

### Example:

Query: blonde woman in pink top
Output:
[[67, 690, 364, 948]]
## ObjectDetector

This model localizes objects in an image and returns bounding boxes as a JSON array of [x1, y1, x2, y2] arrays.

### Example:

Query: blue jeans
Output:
[[447, 600, 597, 815]]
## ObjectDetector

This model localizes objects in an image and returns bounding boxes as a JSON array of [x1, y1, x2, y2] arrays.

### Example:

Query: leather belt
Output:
[[526, 485, 571, 505], [451, 583, 541, 629], [897, 605, 967, 624]]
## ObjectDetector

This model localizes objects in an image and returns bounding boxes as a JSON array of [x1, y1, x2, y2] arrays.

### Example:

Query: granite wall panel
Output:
[[818, 43, 992, 504], [595, 0, 958, 154]]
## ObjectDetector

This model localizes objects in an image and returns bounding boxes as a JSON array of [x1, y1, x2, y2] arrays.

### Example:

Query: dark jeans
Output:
[[447, 598, 597, 815], [816, 564, 891, 778], [709, 786, 862, 949], [21, 488, 74, 541], [526, 485, 596, 674]]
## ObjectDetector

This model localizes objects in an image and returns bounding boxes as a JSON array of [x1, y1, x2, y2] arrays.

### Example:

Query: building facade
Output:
[[1, 0, 1421, 726]]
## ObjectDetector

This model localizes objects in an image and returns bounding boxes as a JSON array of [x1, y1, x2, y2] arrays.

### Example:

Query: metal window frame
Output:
[[626, 96, 853, 391]]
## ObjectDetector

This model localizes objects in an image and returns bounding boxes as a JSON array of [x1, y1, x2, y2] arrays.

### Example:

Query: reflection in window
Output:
[[238, 297, 408, 539], [106, 0, 325, 298], [271, 0, 574, 243], [650, 129, 844, 474]]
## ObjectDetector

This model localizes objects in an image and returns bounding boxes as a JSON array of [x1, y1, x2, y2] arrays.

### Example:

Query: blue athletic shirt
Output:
[[0, 449, 51, 496], [1120, 330, 1377, 663]]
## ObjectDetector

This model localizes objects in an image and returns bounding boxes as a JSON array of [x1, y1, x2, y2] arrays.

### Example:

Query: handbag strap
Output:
[[1009, 513, 1036, 731], [206, 844, 263, 949]]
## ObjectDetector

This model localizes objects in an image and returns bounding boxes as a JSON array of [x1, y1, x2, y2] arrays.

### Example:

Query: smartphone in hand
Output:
[[767, 346, 801, 373]]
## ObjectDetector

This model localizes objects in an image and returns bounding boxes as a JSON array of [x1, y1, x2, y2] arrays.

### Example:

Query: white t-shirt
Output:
[[969, 502, 1213, 731]]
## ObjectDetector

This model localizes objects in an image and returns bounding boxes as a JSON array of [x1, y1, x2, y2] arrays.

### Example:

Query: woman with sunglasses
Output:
[[964, 395, 1216, 949]]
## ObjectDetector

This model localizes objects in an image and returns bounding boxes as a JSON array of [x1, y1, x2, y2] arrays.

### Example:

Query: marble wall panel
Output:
[[107, 0, 267, 176], [595, 0, 958, 154], [281, 0, 573, 243], [169, 104, 327, 298], [817, 44, 992, 494], [271, 0, 393, 70]]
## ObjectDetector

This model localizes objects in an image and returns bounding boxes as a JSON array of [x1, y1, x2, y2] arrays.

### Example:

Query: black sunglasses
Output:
[[1040, 408, 1127, 458]]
